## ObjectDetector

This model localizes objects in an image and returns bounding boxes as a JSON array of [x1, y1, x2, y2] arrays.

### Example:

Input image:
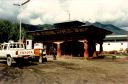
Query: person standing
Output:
[[50, 46, 57, 60]]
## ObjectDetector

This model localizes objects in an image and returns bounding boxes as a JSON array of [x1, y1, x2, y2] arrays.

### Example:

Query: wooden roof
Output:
[[54, 21, 85, 29], [28, 24, 112, 42]]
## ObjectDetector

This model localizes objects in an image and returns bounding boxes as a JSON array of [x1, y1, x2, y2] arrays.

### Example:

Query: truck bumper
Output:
[[14, 56, 34, 62]]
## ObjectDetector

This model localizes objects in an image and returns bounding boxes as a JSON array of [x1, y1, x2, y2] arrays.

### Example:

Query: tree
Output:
[[0, 19, 33, 43], [0, 20, 12, 42], [9, 23, 20, 41]]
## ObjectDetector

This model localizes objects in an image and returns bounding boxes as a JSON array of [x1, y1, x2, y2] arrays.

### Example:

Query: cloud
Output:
[[30, 17, 42, 25], [0, 0, 128, 30], [0, 0, 18, 22]]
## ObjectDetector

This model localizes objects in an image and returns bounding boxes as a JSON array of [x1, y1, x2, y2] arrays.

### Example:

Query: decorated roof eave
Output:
[[28, 25, 112, 36]]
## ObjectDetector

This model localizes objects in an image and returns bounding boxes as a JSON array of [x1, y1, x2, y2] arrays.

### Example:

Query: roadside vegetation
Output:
[[0, 19, 53, 43], [0, 19, 30, 42]]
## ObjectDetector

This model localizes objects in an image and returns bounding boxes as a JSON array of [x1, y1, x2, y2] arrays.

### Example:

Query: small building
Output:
[[28, 21, 112, 58], [96, 35, 128, 52]]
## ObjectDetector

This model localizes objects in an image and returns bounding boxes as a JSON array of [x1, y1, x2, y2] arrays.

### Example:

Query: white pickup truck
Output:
[[0, 41, 35, 66]]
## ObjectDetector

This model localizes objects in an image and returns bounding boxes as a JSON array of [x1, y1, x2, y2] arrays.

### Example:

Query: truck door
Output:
[[0, 44, 8, 57]]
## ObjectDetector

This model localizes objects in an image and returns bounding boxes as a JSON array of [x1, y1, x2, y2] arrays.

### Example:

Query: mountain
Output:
[[22, 24, 39, 31], [93, 22, 128, 35], [22, 23, 54, 31]]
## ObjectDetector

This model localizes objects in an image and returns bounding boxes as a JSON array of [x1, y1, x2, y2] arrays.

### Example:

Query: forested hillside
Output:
[[0, 19, 31, 42]]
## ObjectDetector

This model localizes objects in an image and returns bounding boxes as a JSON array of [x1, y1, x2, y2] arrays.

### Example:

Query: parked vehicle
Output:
[[34, 42, 47, 63], [0, 40, 47, 66]]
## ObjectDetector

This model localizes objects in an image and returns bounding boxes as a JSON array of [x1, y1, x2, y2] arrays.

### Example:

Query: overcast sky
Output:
[[0, 0, 128, 30]]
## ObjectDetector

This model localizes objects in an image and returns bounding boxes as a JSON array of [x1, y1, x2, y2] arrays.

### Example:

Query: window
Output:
[[0, 45, 3, 50], [27, 41, 29, 45], [17, 44, 20, 48], [4, 44, 8, 50], [13, 44, 17, 48], [21, 44, 24, 48], [17, 43, 24, 48], [10, 44, 13, 48]]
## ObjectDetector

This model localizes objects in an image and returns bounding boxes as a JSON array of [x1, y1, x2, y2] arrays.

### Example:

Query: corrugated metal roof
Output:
[[106, 35, 128, 38], [104, 35, 128, 41]]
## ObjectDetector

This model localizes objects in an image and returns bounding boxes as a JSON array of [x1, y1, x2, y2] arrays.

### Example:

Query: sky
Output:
[[0, 0, 128, 30]]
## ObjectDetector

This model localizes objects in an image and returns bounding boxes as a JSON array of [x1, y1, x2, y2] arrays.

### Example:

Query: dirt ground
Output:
[[0, 57, 128, 84]]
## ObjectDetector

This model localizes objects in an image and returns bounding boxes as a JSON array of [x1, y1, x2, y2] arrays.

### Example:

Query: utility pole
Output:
[[68, 11, 70, 21], [13, 0, 30, 43], [66, 10, 71, 21]]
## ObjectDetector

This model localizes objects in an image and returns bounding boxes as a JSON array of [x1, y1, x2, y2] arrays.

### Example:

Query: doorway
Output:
[[61, 41, 84, 57]]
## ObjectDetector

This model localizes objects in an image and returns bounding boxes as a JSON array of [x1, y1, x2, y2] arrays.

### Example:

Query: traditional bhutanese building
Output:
[[28, 21, 112, 59]]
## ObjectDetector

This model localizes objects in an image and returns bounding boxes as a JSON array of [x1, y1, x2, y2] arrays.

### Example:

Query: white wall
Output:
[[26, 40, 32, 49], [34, 43, 43, 49], [96, 41, 128, 52]]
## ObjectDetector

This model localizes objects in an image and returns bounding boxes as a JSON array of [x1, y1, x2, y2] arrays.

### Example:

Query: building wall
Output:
[[96, 41, 128, 52]]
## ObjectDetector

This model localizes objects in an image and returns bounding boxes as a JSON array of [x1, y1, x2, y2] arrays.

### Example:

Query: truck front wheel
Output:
[[7, 56, 12, 67]]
